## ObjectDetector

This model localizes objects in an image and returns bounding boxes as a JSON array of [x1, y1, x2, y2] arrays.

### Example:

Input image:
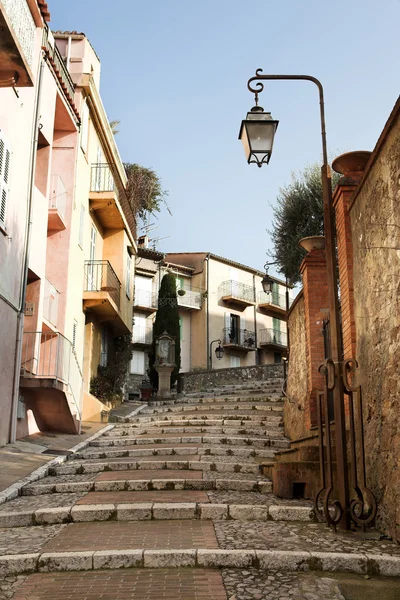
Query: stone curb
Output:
[[112, 404, 147, 423], [90, 435, 287, 449], [0, 502, 314, 527], [0, 549, 399, 576], [49, 459, 261, 476], [21, 477, 273, 496], [0, 425, 115, 506]]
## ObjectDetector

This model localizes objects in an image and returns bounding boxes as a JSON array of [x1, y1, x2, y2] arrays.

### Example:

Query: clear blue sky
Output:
[[51, 0, 399, 278]]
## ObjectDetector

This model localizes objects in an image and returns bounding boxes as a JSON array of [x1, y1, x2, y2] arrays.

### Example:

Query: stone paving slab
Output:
[[95, 469, 204, 481], [10, 568, 227, 599], [0, 493, 84, 513], [42, 520, 219, 552], [76, 490, 210, 504], [215, 521, 400, 555], [0, 525, 66, 555]]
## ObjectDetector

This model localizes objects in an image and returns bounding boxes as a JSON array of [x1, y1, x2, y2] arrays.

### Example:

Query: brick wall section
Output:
[[333, 180, 361, 359], [300, 249, 329, 429]]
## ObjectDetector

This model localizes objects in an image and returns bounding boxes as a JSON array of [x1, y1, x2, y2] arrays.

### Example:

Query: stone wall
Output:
[[349, 105, 400, 542], [179, 364, 284, 393], [284, 292, 309, 440]]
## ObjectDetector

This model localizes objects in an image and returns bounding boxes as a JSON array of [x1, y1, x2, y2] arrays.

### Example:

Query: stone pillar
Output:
[[300, 248, 329, 429], [332, 152, 369, 359], [156, 365, 174, 398]]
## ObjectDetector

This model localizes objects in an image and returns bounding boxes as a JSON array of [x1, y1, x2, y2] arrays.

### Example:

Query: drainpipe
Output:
[[253, 274, 258, 365], [205, 253, 210, 369], [9, 55, 45, 443]]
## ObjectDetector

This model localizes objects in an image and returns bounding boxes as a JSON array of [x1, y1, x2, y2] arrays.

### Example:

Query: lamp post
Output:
[[239, 69, 376, 531], [209, 339, 224, 370]]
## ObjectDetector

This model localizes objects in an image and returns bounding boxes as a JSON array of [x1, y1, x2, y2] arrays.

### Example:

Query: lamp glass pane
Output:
[[246, 121, 276, 153], [239, 123, 251, 161]]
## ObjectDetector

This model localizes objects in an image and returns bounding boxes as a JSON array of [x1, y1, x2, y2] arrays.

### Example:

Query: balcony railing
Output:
[[259, 328, 287, 347], [84, 260, 121, 309], [21, 331, 82, 419], [222, 327, 256, 349], [258, 291, 292, 311], [219, 280, 255, 304], [49, 174, 67, 221], [43, 278, 59, 327], [134, 289, 158, 310], [90, 163, 116, 193], [132, 326, 153, 345], [3, 0, 36, 68], [177, 286, 203, 310], [42, 27, 75, 102]]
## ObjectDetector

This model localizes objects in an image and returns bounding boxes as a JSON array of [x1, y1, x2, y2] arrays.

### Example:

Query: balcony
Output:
[[132, 326, 152, 346], [43, 278, 59, 328], [0, 0, 36, 86], [219, 280, 255, 309], [259, 328, 287, 351], [133, 289, 158, 313], [48, 174, 67, 231], [222, 327, 256, 352], [177, 286, 203, 310], [20, 331, 82, 433], [258, 291, 292, 319], [42, 27, 79, 121], [83, 261, 128, 334], [89, 163, 124, 230]]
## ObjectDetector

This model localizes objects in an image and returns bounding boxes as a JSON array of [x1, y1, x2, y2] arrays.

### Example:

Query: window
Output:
[[230, 355, 240, 368], [78, 205, 85, 248], [130, 350, 145, 375], [100, 328, 108, 367], [274, 352, 282, 364], [126, 253, 131, 299], [0, 131, 11, 231], [179, 317, 183, 341]]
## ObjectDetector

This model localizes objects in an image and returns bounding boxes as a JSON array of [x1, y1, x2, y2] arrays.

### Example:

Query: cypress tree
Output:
[[148, 273, 181, 389]]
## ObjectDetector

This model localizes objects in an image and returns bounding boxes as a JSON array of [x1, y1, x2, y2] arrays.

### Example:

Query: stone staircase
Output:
[[0, 384, 399, 599]]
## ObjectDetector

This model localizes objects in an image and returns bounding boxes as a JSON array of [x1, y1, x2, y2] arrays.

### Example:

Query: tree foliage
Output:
[[269, 164, 340, 285], [124, 163, 170, 221], [148, 273, 181, 389]]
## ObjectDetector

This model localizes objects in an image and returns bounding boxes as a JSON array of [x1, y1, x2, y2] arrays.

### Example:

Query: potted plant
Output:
[[139, 379, 153, 401], [177, 289, 186, 297]]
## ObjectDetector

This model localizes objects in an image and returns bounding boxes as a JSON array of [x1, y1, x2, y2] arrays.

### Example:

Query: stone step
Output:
[[49, 459, 261, 476], [139, 405, 283, 415], [134, 413, 283, 423], [90, 435, 289, 449], [104, 422, 285, 434], [0, 500, 314, 528], [148, 395, 284, 405], [21, 476, 272, 496], [73, 446, 278, 461]]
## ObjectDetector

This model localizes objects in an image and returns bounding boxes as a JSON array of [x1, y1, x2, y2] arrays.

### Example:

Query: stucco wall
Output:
[[349, 109, 400, 541], [284, 292, 308, 440], [180, 364, 284, 393]]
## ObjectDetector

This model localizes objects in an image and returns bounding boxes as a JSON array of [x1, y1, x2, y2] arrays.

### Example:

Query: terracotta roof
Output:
[[38, 0, 50, 21]]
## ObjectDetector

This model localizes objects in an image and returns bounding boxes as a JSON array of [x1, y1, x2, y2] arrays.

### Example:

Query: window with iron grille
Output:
[[0, 131, 11, 231]]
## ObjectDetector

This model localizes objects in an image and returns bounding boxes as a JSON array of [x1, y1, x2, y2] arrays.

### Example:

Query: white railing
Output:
[[2, 0, 36, 67], [43, 278, 59, 327], [258, 290, 293, 310], [49, 174, 67, 222], [21, 331, 82, 420], [177, 287, 202, 309], [132, 326, 152, 345]]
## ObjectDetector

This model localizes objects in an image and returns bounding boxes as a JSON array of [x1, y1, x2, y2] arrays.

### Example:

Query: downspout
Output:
[[253, 274, 258, 365], [206, 253, 210, 369], [9, 53, 45, 443]]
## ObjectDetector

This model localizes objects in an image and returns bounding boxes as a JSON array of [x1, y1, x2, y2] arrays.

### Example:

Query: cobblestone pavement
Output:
[[0, 387, 399, 599]]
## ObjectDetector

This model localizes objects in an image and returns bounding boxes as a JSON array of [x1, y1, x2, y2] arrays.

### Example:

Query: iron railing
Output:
[[222, 327, 256, 349], [21, 331, 82, 421], [177, 286, 203, 309], [3, 0, 36, 68], [90, 163, 116, 193], [132, 326, 153, 345], [49, 174, 67, 221], [134, 289, 158, 310], [84, 260, 121, 310], [42, 27, 75, 101], [258, 290, 293, 310], [43, 279, 59, 327], [259, 328, 287, 347], [218, 280, 255, 303]]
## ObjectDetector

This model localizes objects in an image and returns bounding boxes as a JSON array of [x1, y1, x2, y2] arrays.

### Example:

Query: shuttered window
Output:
[[0, 131, 11, 230]]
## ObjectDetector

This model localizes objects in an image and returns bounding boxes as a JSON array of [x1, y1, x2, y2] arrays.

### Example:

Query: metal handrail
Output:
[[258, 290, 292, 310], [134, 289, 158, 309], [218, 280, 255, 303], [177, 287, 202, 309], [42, 27, 75, 101], [259, 328, 287, 346], [84, 260, 121, 310], [132, 326, 153, 345], [222, 327, 256, 348], [90, 163, 116, 193]]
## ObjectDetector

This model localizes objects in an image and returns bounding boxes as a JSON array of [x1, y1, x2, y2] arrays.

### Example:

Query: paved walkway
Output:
[[0, 382, 399, 599]]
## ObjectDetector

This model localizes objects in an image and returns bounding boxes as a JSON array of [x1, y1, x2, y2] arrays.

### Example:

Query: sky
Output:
[[51, 0, 400, 280]]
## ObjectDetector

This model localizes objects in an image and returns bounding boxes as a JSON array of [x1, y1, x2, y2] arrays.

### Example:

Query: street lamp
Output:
[[209, 339, 224, 369], [261, 264, 274, 294], [240, 69, 376, 532]]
